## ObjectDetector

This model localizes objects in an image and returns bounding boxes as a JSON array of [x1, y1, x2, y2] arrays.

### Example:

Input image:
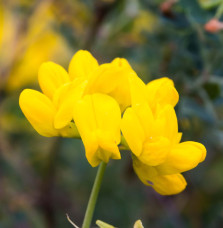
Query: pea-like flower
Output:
[[19, 50, 133, 166], [83, 57, 139, 112], [19, 61, 82, 137], [19, 50, 206, 195], [121, 78, 206, 195], [73, 93, 121, 167], [19, 50, 99, 137], [146, 77, 179, 109]]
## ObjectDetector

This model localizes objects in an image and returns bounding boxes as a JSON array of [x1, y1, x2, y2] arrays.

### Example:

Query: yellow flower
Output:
[[19, 61, 82, 137], [19, 49, 206, 177], [73, 93, 121, 167], [82, 56, 139, 112], [69, 50, 142, 112], [146, 77, 179, 109], [19, 50, 98, 137], [69, 49, 99, 80], [133, 158, 188, 195], [20, 50, 126, 167], [121, 78, 206, 195], [127, 75, 178, 110]]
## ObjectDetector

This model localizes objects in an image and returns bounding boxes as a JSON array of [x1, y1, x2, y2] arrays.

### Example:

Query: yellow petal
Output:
[[38, 61, 70, 99], [175, 132, 182, 144], [133, 102, 154, 137], [90, 94, 121, 143], [84, 64, 121, 94], [133, 157, 158, 186], [146, 77, 179, 108], [133, 158, 187, 195], [122, 103, 170, 165], [73, 94, 121, 166], [140, 136, 171, 166], [155, 104, 178, 143], [111, 57, 132, 68], [151, 173, 187, 195], [86, 130, 121, 167], [53, 78, 87, 129], [128, 72, 148, 107], [121, 108, 145, 157], [68, 50, 99, 80], [54, 104, 73, 130], [156, 141, 206, 175], [19, 89, 58, 137], [84, 61, 137, 112]]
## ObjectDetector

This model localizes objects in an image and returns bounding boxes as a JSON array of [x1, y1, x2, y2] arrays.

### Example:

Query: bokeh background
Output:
[[0, 0, 223, 227]]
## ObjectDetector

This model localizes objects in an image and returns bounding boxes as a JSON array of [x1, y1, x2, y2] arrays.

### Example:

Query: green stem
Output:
[[82, 162, 107, 228]]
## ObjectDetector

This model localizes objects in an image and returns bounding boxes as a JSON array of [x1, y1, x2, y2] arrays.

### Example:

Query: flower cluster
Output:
[[19, 50, 206, 195]]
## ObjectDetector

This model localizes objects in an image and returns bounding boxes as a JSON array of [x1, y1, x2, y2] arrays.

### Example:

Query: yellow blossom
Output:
[[20, 50, 125, 166], [19, 61, 82, 138], [19, 49, 206, 177], [73, 93, 121, 167], [121, 78, 206, 195], [133, 157, 188, 195], [84, 57, 136, 112], [146, 77, 179, 109], [19, 49, 134, 138], [69, 50, 99, 80], [69, 50, 139, 112]]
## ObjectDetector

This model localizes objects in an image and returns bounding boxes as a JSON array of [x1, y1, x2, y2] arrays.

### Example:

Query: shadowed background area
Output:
[[0, 0, 223, 227]]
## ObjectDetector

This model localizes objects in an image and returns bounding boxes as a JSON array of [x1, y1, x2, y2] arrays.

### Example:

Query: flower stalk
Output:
[[82, 162, 107, 228]]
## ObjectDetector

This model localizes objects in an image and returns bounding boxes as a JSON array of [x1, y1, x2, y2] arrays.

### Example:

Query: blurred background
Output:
[[0, 0, 223, 227]]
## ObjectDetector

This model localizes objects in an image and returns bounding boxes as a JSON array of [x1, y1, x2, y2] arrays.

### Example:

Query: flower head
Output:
[[19, 50, 134, 166], [19, 50, 206, 193], [121, 77, 206, 195], [83, 57, 138, 112], [19, 61, 82, 137], [73, 93, 121, 167]]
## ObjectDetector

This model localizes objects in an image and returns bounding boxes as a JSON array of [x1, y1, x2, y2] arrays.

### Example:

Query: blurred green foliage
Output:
[[1, 0, 223, 227]]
